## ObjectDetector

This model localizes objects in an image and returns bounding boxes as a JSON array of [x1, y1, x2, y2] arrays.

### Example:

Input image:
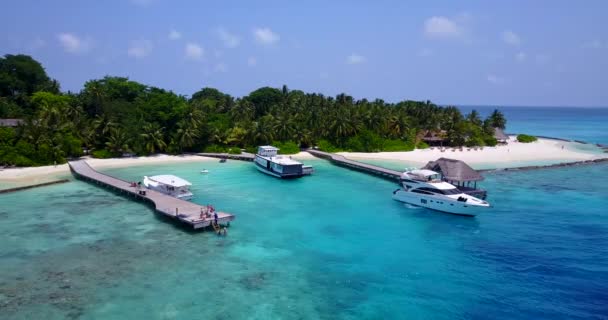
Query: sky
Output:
[[1, 0, 607, 107]]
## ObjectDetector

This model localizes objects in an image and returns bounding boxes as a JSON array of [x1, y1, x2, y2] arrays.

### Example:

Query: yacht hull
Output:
[[392, 189, 487, 216]]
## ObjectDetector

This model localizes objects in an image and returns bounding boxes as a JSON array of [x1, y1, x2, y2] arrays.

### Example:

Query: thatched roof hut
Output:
[[421, 130, 447, 146], [494, 127, 508, 143], [423, 157, 484, 182]]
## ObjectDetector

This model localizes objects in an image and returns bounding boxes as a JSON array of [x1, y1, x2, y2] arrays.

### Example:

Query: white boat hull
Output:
[[255, 163, 284, 178], [392, 189, 488, 216]]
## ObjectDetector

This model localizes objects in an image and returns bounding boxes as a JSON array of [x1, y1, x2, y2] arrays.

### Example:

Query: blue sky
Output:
[[2, 0, 607, 106]]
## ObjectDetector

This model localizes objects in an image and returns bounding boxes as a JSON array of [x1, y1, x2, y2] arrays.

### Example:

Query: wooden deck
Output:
[[68, 160, 235, 230], [306, 149, 402, 181]]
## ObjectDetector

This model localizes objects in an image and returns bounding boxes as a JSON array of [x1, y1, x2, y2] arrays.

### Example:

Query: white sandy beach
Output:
[[338, 137, 604, 168], [0, 154, 213, 186], [0, 140, 603, 187]]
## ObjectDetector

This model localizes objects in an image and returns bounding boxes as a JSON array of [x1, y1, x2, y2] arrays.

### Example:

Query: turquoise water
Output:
[[459, 106, 608, 145], [2, 159, 607, 319]]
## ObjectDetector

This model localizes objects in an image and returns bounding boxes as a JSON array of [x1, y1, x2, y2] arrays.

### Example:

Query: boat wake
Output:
[[403, 203, 421, 210]]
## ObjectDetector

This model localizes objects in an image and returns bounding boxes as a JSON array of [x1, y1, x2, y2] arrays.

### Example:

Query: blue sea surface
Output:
[[1, 157, 607, 319], [459, 106, 608, 145]]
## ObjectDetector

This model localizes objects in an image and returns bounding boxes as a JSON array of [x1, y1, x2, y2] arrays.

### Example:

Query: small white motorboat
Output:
[[200, 169, 209, 174]]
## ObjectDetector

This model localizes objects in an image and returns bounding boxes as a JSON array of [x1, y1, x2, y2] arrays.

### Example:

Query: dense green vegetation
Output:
[[517, 134, 538, 143], [0, 54, 507, 167]]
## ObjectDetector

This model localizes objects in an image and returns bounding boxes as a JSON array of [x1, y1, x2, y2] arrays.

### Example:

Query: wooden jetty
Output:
[[198, 152, 254, 161], [0, 179, 69, 194], [306, 149, 401, 181], [68, 160, 235, 230]]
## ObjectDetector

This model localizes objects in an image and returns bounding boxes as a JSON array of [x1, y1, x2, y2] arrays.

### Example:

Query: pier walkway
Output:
[[198, 152, 255, 161], [68, 160, 235, 229], [306, 149, 401, 181]]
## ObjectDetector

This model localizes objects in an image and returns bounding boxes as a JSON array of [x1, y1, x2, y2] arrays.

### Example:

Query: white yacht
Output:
[[143, 175, 193, 201], [392, 169, 490, 216], [254, 146, 314, 178]]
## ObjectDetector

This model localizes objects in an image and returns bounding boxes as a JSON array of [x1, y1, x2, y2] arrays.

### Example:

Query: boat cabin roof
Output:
[[259, 145, 279, 151], [271, 156, 303, 166], [148, 175, 192, 187]]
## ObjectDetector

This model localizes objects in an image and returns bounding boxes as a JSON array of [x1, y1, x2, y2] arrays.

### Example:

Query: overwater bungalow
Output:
[[422, 157, 487, 199]]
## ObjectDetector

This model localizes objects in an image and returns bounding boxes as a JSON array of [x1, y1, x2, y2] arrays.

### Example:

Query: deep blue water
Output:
[[1, 107, 607, 319], [458, 106, 608, 145]]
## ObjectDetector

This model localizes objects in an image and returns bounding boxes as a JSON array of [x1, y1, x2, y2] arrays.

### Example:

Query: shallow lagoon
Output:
[[1, 159, 607, 319]]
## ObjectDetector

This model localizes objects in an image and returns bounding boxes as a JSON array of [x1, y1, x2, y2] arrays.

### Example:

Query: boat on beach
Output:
[[254, 146, 314, 178], [143, 175, 194, 201], [392, 169, 490, 216]]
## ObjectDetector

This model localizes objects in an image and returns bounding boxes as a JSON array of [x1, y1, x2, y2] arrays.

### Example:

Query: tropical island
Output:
[[0, 53, 603, 184], [1, 53, 513, 166]]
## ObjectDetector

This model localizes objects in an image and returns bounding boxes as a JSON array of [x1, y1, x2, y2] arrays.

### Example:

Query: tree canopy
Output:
[[0, 54, 508, 167]]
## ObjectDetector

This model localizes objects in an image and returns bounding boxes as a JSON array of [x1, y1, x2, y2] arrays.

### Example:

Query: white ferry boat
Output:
[[143, 175, 193, 201], [392, 169, 490, 216], [254, 146, 314, 178]]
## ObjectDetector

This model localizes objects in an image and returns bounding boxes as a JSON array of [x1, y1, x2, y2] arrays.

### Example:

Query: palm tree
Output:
[[105, 127, 131, 155], [174, 120, 199, 152], [140, 123, 166, 154]]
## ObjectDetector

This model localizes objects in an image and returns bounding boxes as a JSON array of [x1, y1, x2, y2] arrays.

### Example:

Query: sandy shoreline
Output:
[[0, 140, 603, 187], [0, 152, 316, 186], [337, 137, 604, 167]]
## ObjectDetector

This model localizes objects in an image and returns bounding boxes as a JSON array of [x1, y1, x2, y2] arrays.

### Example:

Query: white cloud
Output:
[[128, 39, 153, 58], [253, 27, 280, 45], [502, 30, 521, 46], [168, 30, 182, 40], [57, 33, 91, 54], [247, 56, 257, 67], [216, 28, 240, 48], [214, 63, 227, 73], [346, 53, 366, 64], [185, 42, 204, 60], [423, 16, 462, 38], [515, 51, 526, 62], [487, 74, 504, 84]]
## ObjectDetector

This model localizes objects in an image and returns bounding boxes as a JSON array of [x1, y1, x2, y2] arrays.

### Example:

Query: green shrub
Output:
[[203, 145, 227, 153], [484, 136, 498, 147], [383, 139, 415, 152], [245, 146, 258, 154], [227, 147, 242, 154], [274, 141, 300, 154], [517, 134, 537, 143], [316, 139, 341, 152], [91, 149, 114, 159], [416, 141, 429, 150]]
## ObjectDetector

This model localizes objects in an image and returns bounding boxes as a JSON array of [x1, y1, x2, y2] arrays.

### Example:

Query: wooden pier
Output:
[[0, 179, 70, 194], [306, 149, 401, 181], [68, 160, 235, 230], [198, 152, 255, 161]]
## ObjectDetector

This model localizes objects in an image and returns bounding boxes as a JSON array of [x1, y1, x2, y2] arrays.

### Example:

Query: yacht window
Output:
[[417, 187, 461, 195], [411, 189, 433, 195]]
